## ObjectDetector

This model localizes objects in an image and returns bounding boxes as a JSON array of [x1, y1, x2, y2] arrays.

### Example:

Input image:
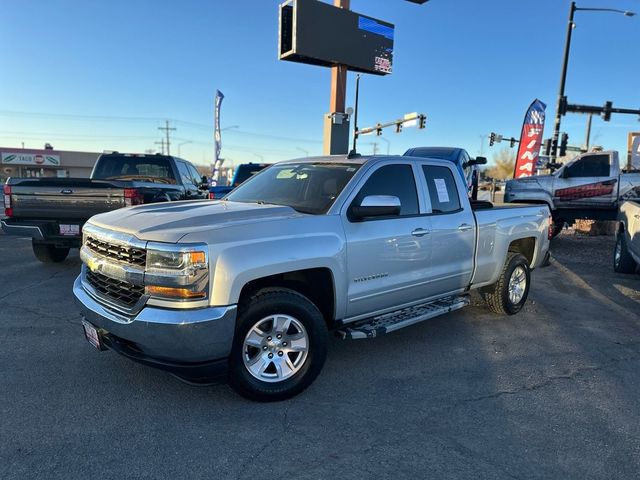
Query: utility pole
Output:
[[155, 138, 166, 155], [372, 142, 379, 155], [158, 120, 176, 155]]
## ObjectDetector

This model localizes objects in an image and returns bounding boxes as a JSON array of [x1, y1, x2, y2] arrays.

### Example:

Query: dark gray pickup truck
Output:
[[2, 152, 209, 262]]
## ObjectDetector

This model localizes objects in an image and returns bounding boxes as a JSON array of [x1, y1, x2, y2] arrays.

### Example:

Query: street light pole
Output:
[[551, 2, 636, 162], [551, 1, 576, 162]]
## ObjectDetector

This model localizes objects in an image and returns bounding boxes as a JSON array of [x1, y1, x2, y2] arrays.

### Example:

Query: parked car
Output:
[[74, 154, 551, 401], [209, 162, 270, 199], [2, 152, 209, 262], [614, 200, 640, 273], [403, 147, 487, 199], [504, 150, 640, 237]]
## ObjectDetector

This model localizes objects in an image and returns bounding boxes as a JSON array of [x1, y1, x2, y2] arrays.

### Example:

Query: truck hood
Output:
[[87, 200, 303, 243]]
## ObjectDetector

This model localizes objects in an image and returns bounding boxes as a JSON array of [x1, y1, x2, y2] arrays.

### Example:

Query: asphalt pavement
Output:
[[1, 231, 639, 479]]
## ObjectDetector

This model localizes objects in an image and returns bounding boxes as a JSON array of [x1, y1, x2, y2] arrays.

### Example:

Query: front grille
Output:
[[86, 236, 146, 267], [86, 269, 145, 308]]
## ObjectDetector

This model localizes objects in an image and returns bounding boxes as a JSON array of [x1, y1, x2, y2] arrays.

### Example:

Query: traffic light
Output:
[[395, 121, 403, 133], [418, 114, 426, 129], [509, 137, 516, 148], [551, 137, 558, 157], [376, 124, 383, 136], [602, 101, 613, 122], [543, 138, 552, 156], [489, 132, 496, 147], [559, 133, 569, 157]]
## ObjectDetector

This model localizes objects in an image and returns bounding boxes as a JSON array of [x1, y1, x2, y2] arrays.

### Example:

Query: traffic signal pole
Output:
[[551, 1, 576, 162]]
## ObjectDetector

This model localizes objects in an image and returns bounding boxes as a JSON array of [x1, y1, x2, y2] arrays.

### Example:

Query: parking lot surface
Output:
[[1, 231, 639, 479]]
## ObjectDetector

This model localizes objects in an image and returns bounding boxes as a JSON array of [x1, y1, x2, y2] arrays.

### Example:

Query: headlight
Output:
[[144, 243, 209, 300]]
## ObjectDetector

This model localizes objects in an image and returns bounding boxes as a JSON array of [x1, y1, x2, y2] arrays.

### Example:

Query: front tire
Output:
[[480, 252, 531, 315], [613, 234, 637, 274], [32, 240, 70, 263], [229, 288, 328, 402]]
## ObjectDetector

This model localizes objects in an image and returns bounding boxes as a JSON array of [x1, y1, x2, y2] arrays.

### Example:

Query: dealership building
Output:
[[0, 146, 101, 181]]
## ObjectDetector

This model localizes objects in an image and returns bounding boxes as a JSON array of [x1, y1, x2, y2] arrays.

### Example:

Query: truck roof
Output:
[[279, 154, 455, 166]]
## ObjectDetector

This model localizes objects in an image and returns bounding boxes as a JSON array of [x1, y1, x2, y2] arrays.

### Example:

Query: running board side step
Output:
[[337, 296, 470, 340]]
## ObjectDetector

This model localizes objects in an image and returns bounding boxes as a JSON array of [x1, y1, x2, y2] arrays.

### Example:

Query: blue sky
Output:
[[1, 0, 639, 166]]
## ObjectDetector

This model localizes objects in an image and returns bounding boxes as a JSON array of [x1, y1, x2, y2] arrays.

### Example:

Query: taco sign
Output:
[[1, 152, 60, 166]]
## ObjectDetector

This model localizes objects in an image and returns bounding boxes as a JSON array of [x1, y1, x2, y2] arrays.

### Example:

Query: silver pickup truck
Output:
[[74, 155, 551, 401], [614, 200, 640, 274], [504, 150, 640, 236]]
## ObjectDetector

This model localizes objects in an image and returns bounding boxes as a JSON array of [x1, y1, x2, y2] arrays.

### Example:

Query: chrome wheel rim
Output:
[[508, 266, 527, 304], [615, 239, 622, 267], [242, 314, 309, 383]]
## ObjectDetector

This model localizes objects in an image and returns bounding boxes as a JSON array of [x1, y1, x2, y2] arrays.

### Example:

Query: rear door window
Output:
[[177, 162, 196, 187], [422, 165, 461, 214]]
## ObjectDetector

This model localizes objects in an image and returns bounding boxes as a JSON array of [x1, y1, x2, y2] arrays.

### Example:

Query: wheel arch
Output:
[[237, 267, 337, 327]]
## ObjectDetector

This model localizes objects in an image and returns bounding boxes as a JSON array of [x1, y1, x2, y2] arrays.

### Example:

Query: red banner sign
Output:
[[513, 99, 546, 179]]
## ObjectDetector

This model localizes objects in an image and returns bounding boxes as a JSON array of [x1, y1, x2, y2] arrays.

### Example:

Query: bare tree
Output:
[[484, 148, 516, 180]]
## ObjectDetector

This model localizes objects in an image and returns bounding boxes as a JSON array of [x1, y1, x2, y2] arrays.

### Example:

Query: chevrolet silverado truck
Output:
[[504, 150, 640, 237], [2, 153, 209, 262], [614, 200, 640, 274], [74, 154, 551, 401]]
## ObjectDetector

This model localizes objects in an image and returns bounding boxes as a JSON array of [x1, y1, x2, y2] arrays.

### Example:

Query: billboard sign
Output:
[[279, 0, 394, 76], [1, 152, 60, 166], [513, 99, 546, 179]]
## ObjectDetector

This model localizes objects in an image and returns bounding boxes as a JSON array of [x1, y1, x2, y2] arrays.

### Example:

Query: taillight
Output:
[[3, 184, 12, 217], [209, 192, 216, 200], [124, 188, 144, 207]]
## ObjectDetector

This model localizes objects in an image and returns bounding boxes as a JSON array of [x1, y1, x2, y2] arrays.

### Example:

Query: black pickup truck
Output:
[[2, 152, 209, 262]]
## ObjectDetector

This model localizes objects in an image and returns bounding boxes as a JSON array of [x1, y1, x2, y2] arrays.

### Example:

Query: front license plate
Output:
[[82, 320, 104, 350], [59, 224, 80, 236]]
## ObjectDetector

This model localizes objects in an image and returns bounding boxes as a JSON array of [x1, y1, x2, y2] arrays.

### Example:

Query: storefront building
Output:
[[0, 147, 101, 181]]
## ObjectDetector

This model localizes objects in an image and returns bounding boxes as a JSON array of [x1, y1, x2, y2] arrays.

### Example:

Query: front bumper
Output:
[[73, 275, 237, 374]]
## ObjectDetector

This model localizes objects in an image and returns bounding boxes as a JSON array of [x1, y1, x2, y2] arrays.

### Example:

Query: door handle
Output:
[[458, 223, 473, 232], [411, 228, 430, 237]]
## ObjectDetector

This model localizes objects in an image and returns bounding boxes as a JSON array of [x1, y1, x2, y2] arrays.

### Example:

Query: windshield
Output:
[[226, 163, 361, 214], [93, 155, 176, 184]]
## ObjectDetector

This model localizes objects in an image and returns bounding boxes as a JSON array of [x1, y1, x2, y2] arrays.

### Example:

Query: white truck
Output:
[[504, 150, 640, 236], [74, 155, 551, 401], [614, 200, 640, 273]]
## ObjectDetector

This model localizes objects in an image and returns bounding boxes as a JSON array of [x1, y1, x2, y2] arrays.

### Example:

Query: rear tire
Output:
[[613, 234, 637, 274], [32, 240, 70, 263], [228, 288, 328, 402], [480, 252, 531, 315]]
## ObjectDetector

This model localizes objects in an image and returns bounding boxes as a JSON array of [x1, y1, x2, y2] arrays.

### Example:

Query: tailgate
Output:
[[10, 180, 125, 219]]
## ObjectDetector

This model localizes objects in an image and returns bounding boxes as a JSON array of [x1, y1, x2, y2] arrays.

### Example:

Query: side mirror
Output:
[[465, 156, 488, 168], [351, 195, 401, 219]]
